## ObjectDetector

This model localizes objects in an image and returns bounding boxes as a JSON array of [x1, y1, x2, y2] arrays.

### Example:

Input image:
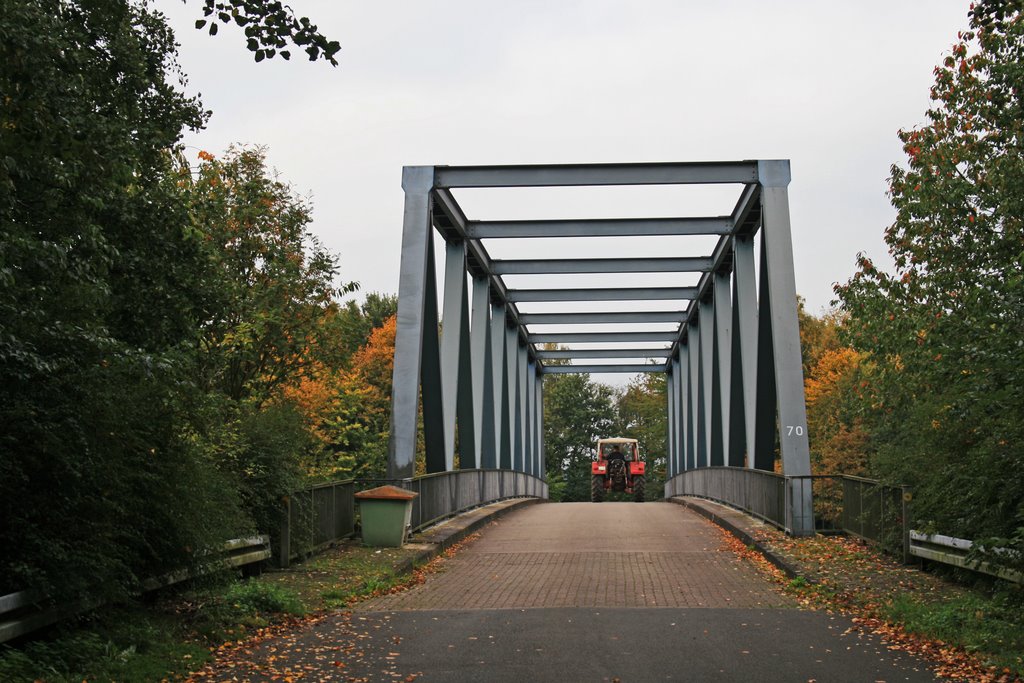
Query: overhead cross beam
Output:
[[386, 160, 814, 535], [466, 217, 732, 239]]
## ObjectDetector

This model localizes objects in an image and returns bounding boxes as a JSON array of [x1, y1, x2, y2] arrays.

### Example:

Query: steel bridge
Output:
[[386, 160, 814, 535]]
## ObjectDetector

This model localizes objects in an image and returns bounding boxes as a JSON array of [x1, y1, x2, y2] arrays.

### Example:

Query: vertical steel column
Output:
[[754, 235, 778, 472], [711, 270, 732, 465], [455, 274, 475, 469], [536, 374, 545, 480], [525, 357, 536, 475], [420, 231, 446, 473], [511, 336, 525, 472], [666, 363, 677, 478], [687, 321, 700, 470], [517, 345, 529, 473], [678, 342, 690, 472], [387, 166, 434, 479], [505, 325, 519, 470], [699, 298, 715, 467], [491, 304, 511, 469], [470, 276, 493, 468], [758, 160, 813, 534], [731, 234, 757, 467], [440, 240, 468, 471]]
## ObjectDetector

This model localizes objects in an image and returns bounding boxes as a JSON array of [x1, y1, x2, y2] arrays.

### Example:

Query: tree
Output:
[[184, 146, 356, 405], [0, 0, 238, 598], [543, 374, 618, 501], [617, 372, 667, 498], [835, 0, 1024, 568], [192, 0, 341, 65]]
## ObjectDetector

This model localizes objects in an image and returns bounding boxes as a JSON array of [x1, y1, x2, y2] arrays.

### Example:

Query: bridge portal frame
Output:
[[387, 160, 814, 535]]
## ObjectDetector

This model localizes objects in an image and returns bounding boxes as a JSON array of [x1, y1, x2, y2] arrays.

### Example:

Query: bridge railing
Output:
[[276, 469, 547, 567], [665, 468, 911, 555], [357, 470, 547, 532], [665, 467, 802, 534]]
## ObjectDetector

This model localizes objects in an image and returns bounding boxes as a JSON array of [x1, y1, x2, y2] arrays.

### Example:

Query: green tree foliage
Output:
[[616, 373, 667, 497], [193, 0, 341, 65], [542, 374, 618, 501], [835, 0, 1024, 567], [0, 0, 355, 601], [0, 0, 239, 598]]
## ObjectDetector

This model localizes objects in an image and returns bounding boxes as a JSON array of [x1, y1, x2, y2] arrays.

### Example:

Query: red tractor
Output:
[[591, 437, 645, 502]]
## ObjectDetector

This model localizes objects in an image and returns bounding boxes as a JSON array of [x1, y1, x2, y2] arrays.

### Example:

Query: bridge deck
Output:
[[359, 501, 789, 610]]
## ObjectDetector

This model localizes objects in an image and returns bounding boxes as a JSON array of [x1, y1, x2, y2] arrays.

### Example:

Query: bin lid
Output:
[[354, 484, 418, 500]]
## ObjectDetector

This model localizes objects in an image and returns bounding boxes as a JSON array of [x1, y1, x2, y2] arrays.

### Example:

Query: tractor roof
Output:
[[597, 437, 639, 445]]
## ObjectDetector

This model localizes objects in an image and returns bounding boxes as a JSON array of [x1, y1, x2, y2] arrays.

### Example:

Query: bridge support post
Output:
[[440, 240, 469, 471], [666, 364, 676, 478], [677, 343, 689, 473], [712, 270, 732, 465], [387, 167, 436, 479], [758, 159, 813, 535], [470, 275, 494, 468]]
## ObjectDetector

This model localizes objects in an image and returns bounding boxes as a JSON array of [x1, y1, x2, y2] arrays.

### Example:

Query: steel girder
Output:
[[386, 160, 813, 534]]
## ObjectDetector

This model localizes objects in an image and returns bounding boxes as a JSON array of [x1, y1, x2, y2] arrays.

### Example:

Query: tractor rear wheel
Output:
[[633, 475, 645, 502], [591, 475, 605, 502]]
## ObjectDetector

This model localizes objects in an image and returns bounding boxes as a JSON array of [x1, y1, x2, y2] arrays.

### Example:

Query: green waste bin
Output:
[[355, 485, 418, 547]]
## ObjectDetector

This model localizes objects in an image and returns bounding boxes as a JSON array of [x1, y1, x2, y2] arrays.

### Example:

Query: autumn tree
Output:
[[835, 0, 1024, 566], [184, 146, 355, 404]]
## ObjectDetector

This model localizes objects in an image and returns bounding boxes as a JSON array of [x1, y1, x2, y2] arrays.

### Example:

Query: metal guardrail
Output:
[[664, 467, 810, 535], [0, 535, 270, 645], [909, 532, 1023, 584], [666, 468, 1023, 583], [665, 468, 910, 550], [399, 469, 547, 531], [277, 480, 356, 567], [838, 475, 910, 561], [276, 469, 548, 568]]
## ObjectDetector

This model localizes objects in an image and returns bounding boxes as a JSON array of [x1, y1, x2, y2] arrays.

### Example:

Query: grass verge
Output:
[[718, 523, 1024, 681], [0, 539, 431, 682]]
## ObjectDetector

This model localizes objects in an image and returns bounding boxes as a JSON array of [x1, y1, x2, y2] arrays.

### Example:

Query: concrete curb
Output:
[[667, 496, 807, 581], [392, 497, 543, 576]]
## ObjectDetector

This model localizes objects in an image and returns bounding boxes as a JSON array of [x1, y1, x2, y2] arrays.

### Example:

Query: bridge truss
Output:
[[387, 161, 813, 534]]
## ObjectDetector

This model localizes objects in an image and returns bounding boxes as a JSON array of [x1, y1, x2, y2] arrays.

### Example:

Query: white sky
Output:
[[163, 0, 970, 382]]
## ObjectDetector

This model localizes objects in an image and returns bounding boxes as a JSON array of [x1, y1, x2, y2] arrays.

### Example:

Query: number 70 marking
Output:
[[786, 425, 805, 436]]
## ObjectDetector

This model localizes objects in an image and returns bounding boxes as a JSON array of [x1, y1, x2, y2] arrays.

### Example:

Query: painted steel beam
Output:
[[529, 331, 678, 343], [466, 217, 732, 239], [542, 364, 667, 374], [493, 257, 713, 275], [421, 231, 446, 474], [519, 311, 687, 325], [439, 240, 468, 470], [732, 233, 758, 469], [387, 167, 434, 479], [472, 277, 496, 469], [507, 287, 698, 302], [759, 160, 810, 475], [677, 344, 689, 473], [433, 161, 760, 188], [759, 160, 813, 535], [491, 304, 511, 469], [536, 348, 671, 359]]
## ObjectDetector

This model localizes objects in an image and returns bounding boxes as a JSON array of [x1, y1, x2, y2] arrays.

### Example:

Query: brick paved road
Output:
[[196, 501, 943, 681], [359, 501, 790, 610]]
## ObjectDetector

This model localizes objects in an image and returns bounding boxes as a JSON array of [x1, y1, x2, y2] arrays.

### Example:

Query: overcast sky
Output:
[[163, 1, 971, 381]]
